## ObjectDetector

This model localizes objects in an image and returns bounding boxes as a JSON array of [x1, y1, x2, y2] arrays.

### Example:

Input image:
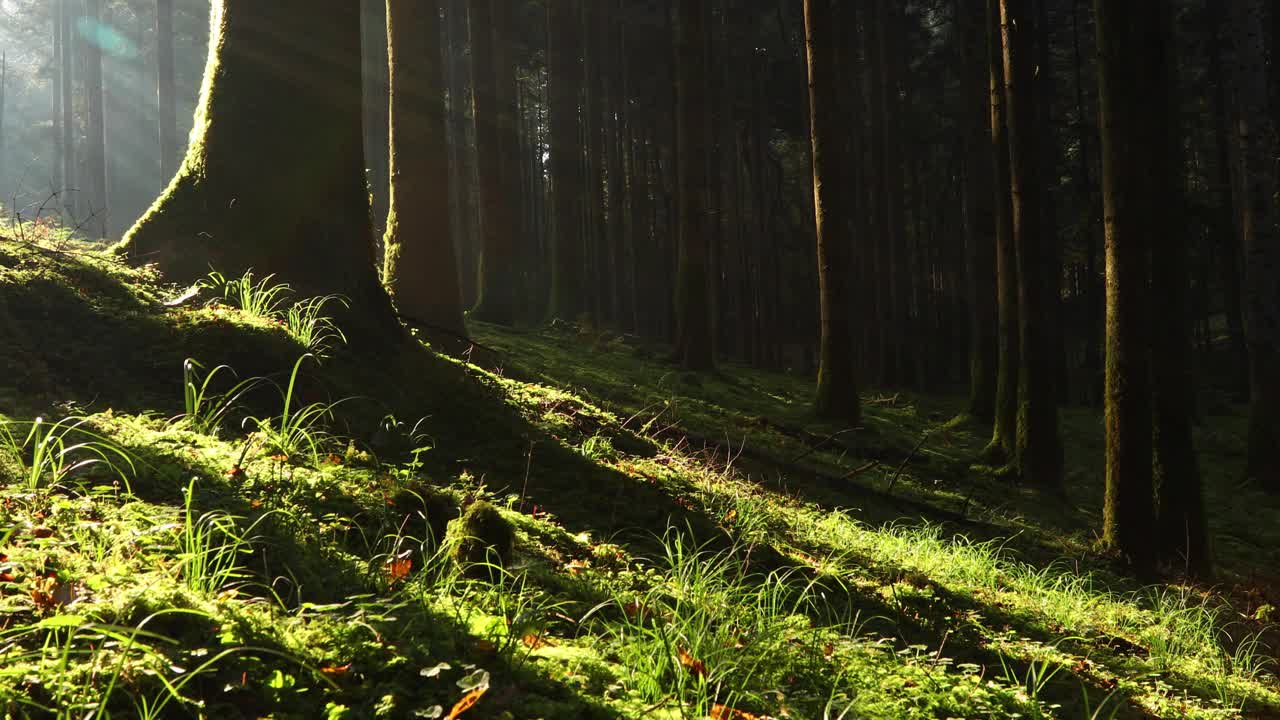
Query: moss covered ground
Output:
[[1, 230, 1277, 719]]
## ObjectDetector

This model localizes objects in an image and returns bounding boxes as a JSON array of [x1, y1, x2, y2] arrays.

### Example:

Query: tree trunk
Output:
[[61, 0, 76, 216], [1001, 0, 1062, 487], [986, 0, 1019, 460], [547, 0, 585, 321], [84, 0, 109, 238], [360, 0, 390, 246], [468, 0, 518, 325], [1096, 0, 1155, 571], [382, 0, 465, 338], [960, 0, 997, 423], [1147, 1, 1209, 576], [673, 0, 714, 370], [806, 0, 861, 425], [1228, 0, 1280, 491], [156, 0, 179, 184], [117, 0, 402, 346]]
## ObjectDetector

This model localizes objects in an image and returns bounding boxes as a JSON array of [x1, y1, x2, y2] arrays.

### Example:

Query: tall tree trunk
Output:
[[469, 0, 518, 325], [117, 0, 402, 346], [986, 0, 1019, 460], [1071, 0, 1102, 406], [1001, 0, 1062, 487], [360, 0, 390, 246], [806, 0, 861, 425], [673, 0, 714, 370], [0, 52, 6, 185], [1228, 0, 1280, 491], [383, 0, 465, 337], [1147, 1, 1209, 576], [444, 0, 478, 309], [547, 0, 584, 321], [156, 0, 179, 185], [960, 0, 997, 423], [84, 0, 109, 238], [61, 0, 76, 216], [1096, 0, 1155, 571]]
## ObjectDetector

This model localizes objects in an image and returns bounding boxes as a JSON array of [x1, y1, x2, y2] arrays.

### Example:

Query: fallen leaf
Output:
[[677, 647, 706, 678], [31, 527, 54, 539], [522, 633, 556, 649], [320, 663, 351, 676], [386, 554, 413, 583], [711, 704, 770, 720], [444, 686, 487, 720]]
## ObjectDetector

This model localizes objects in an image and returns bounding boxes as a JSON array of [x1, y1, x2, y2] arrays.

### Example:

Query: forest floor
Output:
[[1, 229, 1279, 719]]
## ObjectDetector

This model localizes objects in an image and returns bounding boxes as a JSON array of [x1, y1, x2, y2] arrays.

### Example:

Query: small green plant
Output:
[[446, 501, 516, 578], [0, 416, 134, 493], [204, 269, 292, 320], [246, 354, 342, 466], [286, 294, 349, 355], [175, 359, 264, 435], [177, 478, 258, 596]]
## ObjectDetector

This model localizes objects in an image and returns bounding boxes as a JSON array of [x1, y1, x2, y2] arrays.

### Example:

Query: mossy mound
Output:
[[447, 500, 516, 577]]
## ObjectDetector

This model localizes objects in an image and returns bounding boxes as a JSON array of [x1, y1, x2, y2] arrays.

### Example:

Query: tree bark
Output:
[[84, 0, 109, 238], [806, 0, 861, 425], [1228, 0, 1280, 492], [673, 0, 714, 370], [60, 0, 76, 216], [382, 0, 466, 337], [1096, 0, 1154, 571], [117, 0, 402, 346], [1001, 0, 1062, 487]]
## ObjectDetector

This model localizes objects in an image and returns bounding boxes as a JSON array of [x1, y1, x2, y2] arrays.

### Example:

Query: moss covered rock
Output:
[[446, 500, 515, 578]]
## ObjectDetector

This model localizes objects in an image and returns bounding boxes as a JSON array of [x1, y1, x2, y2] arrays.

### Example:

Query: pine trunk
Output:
[[987, 0, 1019, 460], [156, 0, 179, 184]]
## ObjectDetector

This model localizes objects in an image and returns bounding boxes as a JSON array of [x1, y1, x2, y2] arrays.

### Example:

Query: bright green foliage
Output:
[[447, 501, 516, 578], [177, 358, 264, 435], [0, 415, 134, 493]]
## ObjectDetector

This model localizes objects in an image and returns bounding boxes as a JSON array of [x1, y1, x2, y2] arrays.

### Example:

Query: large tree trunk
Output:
[[986, 0, 1019, 460], [673, 0, 714, 370], [360, 0, 390, 247], [468, 0, 518, 325], [84, 0, 109, 238], [546, 0, 585, 321], [156, 0, 179, 184], [1096, 0, 1154, 571], [117, 0, 401, 345], [806, 0, 861, 425], [1228, 1, 1280, 492], [960, 0, 997, 423], [1001, 0, 1062, 487], [382, 0, 465, 338]]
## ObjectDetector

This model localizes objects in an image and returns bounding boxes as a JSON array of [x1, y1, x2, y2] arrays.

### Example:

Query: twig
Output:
[[785, 426, 860, 466], [886, 431, 930, 496], [840, 459, 881, 480]]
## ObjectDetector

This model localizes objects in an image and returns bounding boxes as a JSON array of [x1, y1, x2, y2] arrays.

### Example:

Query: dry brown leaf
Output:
[[677, 647, 706, 678], [444, 686, 488, 720]]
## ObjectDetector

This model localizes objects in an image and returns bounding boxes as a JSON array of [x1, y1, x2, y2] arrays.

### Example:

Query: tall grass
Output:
[[0, 415, 134, 493], [204, 270, 291, 320], [245, 354, 342, 466], [175, 359, 264, 436]]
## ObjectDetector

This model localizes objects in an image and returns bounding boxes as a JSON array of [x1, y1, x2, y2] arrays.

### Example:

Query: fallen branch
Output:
[[886, 431, 930, 496]]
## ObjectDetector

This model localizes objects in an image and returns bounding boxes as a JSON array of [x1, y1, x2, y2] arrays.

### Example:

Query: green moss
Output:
[[447, 500, 516, 577]]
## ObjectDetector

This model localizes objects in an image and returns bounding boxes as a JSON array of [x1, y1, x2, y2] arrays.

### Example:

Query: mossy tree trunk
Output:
[[1227, 0, 1280, 493], [117, 0, 402, 346], [1000, 0, 1062, 487], [673, 0, 714, 371], [805, 0, 860, 425], [382, 0, 465, 338], [468, 0, 518, 325], [1096, 0, 1154, 572], [986, 0, 1018, 461]]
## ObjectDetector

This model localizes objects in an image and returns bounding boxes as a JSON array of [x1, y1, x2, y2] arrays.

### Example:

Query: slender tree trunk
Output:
[[806, 0, 861, 424], [547, 0, 585, 321], [383, 0, 465, 337], [986, 0, 1019, 460], [156, 0, 179, 185], [1147, 1, 1209, 576], [960, 0, 997, 422], [469, 0, 518, 325], [1001, 0, 1062, 487], [84, 0, 109, 238], [0, 52, 6, 185], [61, 0, 76, 216], [1071, 0, 1102, 406], [673, 0, 714, 370], [118, 0, 402, 346], [1228, 0, 1280, 491], [444, 0, 478, 309], [1096, 0, 1155, 571]]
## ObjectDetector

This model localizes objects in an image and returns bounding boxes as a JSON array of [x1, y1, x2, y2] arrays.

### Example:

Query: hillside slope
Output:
[[1, 232, 1277, 719]]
